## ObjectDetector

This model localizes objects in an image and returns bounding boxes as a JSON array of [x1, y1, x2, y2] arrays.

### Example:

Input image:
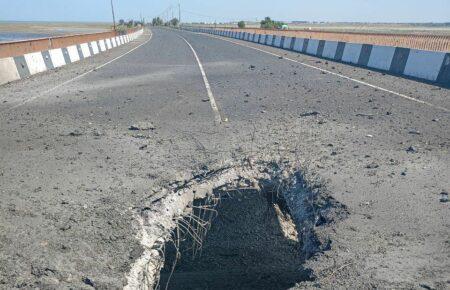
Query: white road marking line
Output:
[[4, 31, 153, 112], [178, 35, 226, 124], [191, 31, 449, 113]]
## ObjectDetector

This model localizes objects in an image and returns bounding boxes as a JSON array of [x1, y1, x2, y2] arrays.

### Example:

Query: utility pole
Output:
[[110, 0, 116, 31], [178, 1, 181, 24]]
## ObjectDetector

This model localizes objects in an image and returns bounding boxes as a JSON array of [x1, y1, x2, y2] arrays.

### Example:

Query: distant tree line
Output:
[[152, 17, 180, 27], [260, 17, 286, 29], [152, 17, 164, 26], [235, 17, 287, 29], [116, 19, 143, 32], [118, 19, 143, 28]]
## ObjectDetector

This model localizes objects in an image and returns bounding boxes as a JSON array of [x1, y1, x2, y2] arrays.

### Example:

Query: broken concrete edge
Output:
[[185, 27, 450, 87], [124, 160, 348, 290], [0, 29, 144, 86]]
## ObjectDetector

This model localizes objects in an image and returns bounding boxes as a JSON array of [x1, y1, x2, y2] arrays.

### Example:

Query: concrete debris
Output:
[[366, 162, 379, 169], [82, 277, 95, 287], [408, 130, 421, 135], [406, 146, 418, 153], [129, 122, 155, 131], [299, 111, 320, 117], [64, 130, 84, 137], [440, 191, 449, 203]]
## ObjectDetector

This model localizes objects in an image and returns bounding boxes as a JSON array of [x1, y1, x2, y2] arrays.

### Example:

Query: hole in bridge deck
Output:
[[159, 187, 313, 290]]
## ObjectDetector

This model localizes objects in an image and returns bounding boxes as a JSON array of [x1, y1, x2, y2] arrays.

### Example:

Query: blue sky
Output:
[[0, 0, 449, 23]]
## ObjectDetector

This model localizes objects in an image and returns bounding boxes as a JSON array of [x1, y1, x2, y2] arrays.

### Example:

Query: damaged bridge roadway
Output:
[[0, 28, 449, 289]]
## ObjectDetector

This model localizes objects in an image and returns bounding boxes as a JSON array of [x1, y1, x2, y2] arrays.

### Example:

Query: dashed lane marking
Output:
[[188, 31, 449, 113], [178, 34, 226, 124]]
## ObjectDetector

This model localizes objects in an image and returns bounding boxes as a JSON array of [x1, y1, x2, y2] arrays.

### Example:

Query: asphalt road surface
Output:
[[0, 28, 449, 289]]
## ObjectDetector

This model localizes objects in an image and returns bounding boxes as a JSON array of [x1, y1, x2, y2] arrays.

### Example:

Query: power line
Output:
[[180, 9, 250, 23], [153, 4, 245, 24]]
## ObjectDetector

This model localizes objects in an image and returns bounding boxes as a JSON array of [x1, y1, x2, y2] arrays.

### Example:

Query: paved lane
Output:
[[0, 27, 448, 289]]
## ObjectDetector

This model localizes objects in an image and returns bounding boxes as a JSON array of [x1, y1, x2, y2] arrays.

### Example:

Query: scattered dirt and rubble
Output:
[[0, 28, 449, 290]]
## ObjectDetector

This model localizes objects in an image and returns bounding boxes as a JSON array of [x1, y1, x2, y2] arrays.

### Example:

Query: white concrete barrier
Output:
[[403, 49, 446, 81], [322, 41, 339, 59], [293, 38, 305, 52], [80, 43, 91, 58], [0, 57, 20, 84], [366, 45, 396, 71], [99, 40, 107, 51], [342, 43, 363, 64], [67, 45, 80, 63], [106, 39, 112, 49], [90, 41, 100, 55], [259, 35, 266, 44], [0, 29, 144, 86], [49, 49, 66, 68], [283, 37, 292, 49], [24, 52, 47, 75], [184, 27, 450, 86], [306, 39, 320, 55], [273, 36, 282, 47]]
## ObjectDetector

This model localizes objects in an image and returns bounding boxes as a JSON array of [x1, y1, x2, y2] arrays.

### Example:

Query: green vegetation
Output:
[[169, 18, 180, 27], [260, 17, 286, 29], [152, 17, 179, 27], [238, 21, 246, 29], [116, 19, 143, 32], [152, 17, 164, 26]]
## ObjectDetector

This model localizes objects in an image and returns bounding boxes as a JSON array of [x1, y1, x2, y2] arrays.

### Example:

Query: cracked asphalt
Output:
[[0, 27, 449, 289]]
